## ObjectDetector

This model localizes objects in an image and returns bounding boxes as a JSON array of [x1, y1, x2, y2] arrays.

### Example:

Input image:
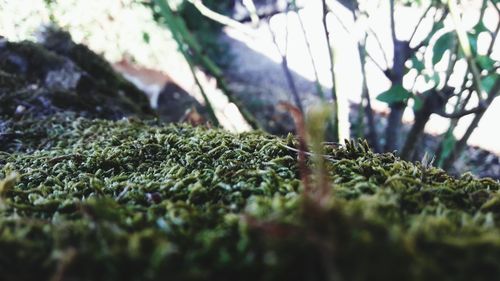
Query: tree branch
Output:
[[409, 5, 433, 44], [411, 9, 449, 52], [296, 9, 325, 99], [367, 28, 391, 69], [441, 77, 500, 169], [242, 0, 260, 27], [327, 5, 389, 76], [389, 0, 397, 44], [448, 0, 485, 101], [487, 1, 500, 56], [268, 14, 304, 113], [187, 0, 256, 37], [321, 0, 340, 142], [436, 104, 485, 119]]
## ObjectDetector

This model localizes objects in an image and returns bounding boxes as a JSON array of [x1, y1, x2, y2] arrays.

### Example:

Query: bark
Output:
[[400, 88, 453, 160]]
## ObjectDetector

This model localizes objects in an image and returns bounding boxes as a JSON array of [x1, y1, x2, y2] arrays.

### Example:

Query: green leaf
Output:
[[424, 72, 441, 85], [411, 56, 425, 72], [476, 55, 495, 71], [376, 85, 412, 104], [413, 95, 424, 112], [432, 32, 455, 65], [481, 74, 499, 93], [438, 131, 456, 167], [457, 33, 481, 59], [468, 33, 478, 56], [472, 21, 488, 34], [142, 32, 150, 44], [430, 22, 445, 38]]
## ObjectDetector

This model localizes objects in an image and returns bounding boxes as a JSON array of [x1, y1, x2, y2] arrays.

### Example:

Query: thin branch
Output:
[[277, 102, 311, 192], [367, 28, 391, 69], [358, 36, 381, 152], [279, 143, 339, 162], [411, 10, 449, 51], [155, 0, 261, 129], [448, 0, 485, 101], [187, 0, 256, 37], [436, 105, 484, 119], [366, 52, 389, 76], [442, 77, 500, 169], [409, 5, 433, 44], [487, 3, 500, 56], [268, 16, 304, 113], [389, 0, 397, 44], [326, 1, 389, 73], [492, 0, 500, 14], [328, 6, 351, 33], [443, 41, 458, 87], [242, 0, 260, 27], [479, 0, 488, 23], [236, 9, 284, 23], [185, 56, 220, 126], [296, 10, 325, 99], [321, 0, 340, 142]]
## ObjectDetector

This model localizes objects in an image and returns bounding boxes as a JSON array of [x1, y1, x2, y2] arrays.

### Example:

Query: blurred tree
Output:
[[327, 0, 499, 169], [146, 0, 499, 171]]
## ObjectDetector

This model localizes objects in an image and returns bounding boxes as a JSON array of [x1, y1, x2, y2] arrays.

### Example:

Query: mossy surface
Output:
[[0, 113, 499, 281], [1, 38, 499, 281], [0, 37, 153, 121]]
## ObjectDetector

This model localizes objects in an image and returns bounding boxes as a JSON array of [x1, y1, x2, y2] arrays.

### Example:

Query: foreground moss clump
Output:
[[0, 116, 500, 281]]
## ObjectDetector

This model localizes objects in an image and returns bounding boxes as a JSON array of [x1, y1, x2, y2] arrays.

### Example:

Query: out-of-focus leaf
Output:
[[468, 33, 478, 56], [142, 32, 150, 44], [411, 56, 425, 72], [425, 22, 445, 44], [413, 94, 424, 111], [473, 21, 489, 34], [438, 131, 456, 167], [432, 32, 455, 65], [457, 33, 480, 59], [376, 85, 412, 104], [476, 55, 495, 71], [0, 173, 18, 197], [424, 72, 441, 85], [481, 74, 499, 93]]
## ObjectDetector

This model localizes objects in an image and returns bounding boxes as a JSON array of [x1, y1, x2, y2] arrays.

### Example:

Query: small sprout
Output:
[[0, 172, 18, 197]]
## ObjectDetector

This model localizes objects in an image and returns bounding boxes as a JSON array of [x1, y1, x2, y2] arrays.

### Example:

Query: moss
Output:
[[0, 36, 498, 281], [0, 113, 499, 281], [39, 27, 153, 115], [0, 38, 154, 120]]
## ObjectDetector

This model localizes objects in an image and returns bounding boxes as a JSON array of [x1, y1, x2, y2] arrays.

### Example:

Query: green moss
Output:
[[0, 39, 154, 120], [0, 114, 499, 281]]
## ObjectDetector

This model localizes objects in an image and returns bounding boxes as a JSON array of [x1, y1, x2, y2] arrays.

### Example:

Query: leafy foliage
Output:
[[376, 84, 413, 104], [432, 31, 456, 65]]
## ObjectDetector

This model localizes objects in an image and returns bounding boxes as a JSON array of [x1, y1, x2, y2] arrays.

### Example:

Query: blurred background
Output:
[[1, 0, 499, 178]]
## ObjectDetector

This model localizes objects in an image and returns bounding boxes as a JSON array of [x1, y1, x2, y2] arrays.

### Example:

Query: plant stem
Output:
[[155, 0, 260, 129], [441, 78, 500, 170], [268, 13, 304, 113], [296, 9, 325, 100], [351, 4, 380, 152], [187, 0, 256, 37], [321, 0, 340, 142], [185, 56, 220, 126], [384, 0, 407, 152], [448, 0, 484, 100]]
